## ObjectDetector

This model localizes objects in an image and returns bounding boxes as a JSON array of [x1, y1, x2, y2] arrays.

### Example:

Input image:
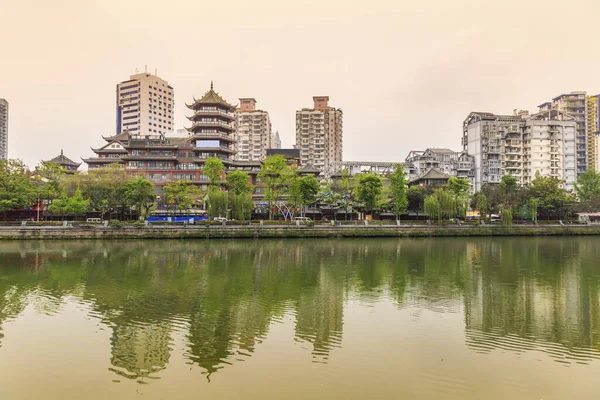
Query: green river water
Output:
[[0, 238, 599, 399]]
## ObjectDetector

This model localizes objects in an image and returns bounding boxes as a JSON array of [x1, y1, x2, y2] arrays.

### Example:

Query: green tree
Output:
[[208, 189, 228, 219], [226, 170, 254, 220], [163, 180, 201, 214], [35, 163, 67, 202], [0, 159, 36, 220], [447, 177, 470, 219], [63, 164, 133, 219], [48, 189, 90, 216], [203, 157, 225, 188], [527, 172, 575, 219], [124, 177, 156, 219], [527, 198, 538, 222], [424, 195, 441, 221], [498, 174, 519, 207], [388, 165, 408, 220], [291, 176, 320, 218], [433, 188, 455, 220], [258, 155, 295, 220], [331, 169, 355, 220], [574, 169, 600, 202], [502, 207, 513, 226], [226, 170, 253, 195], [474, 192, 489, 222], [229, 193, 253, 220], [354, 173, 383, 215], [407, 185, 426, 218]]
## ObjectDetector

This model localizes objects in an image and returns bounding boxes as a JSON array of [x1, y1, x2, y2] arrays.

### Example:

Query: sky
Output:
[[2, 0, 600, 169]]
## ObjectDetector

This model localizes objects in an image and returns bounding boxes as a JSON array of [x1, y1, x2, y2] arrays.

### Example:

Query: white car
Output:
[[294, 217, 312, 223]]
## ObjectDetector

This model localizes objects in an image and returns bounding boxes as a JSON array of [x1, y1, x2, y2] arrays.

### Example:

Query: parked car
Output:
[[294, 217, 312, 223], [213, 217, 228, 222]]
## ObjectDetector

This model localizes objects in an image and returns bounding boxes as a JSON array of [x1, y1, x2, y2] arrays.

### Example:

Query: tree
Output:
[[226, 170, 253, 195], [226, 170, 254, 220], [291, 175, 320, 218], [388, 165, 408, 220], [258, 155, 295, 220], [424, 195, 441, 221], [474, 192, 489, 222], [0, 159, 36, 220], [502, 207, 513, 226], [527, 172, 575, 219], [331, 169, 355, 220], [354, 173, 383, 215], [124, 177, 156, 219], [575, 169, 600, 202], [63, 164, 133, 219], [407, 185, 426, 218], [163, 180, 201, 214], [498, 174, 519, 207], [447, 177, 470, 219], [203, 157, 225, 188], [208, 189, 228, 219], [35, 162, 67, 202], [527, 198, 538, 222], [434, 188, 455, 220], [48, 189, 90, 216]]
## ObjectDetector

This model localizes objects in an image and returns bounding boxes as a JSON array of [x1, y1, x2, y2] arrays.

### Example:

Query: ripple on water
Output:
[[465, 328, 600, 365]]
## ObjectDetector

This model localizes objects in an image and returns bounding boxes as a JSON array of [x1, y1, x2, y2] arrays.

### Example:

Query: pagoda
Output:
[[43, 149, 81, 173], [186, 82, 237, 166]]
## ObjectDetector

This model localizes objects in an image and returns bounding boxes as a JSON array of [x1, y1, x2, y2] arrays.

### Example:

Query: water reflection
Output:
[[0, 238, 599, 380]]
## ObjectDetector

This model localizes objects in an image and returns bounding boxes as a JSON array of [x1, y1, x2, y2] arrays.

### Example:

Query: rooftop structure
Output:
[[43, 149, 81, 173], [409, 168, 451, 188], [266, 148, 300, 168], [116, 71, 174, 137]]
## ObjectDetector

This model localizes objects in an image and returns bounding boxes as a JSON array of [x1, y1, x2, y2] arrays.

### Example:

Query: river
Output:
[[0, 238, 599, 399]]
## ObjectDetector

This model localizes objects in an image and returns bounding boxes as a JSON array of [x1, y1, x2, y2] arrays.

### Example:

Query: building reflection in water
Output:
[[0, 238, 599, 379]]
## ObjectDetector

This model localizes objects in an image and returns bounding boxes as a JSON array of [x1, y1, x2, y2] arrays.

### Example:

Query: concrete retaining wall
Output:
[[1, 224, 600, 240]]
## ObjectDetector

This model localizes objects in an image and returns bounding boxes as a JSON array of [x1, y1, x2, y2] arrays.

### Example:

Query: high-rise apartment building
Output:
[[0, 99, 8, 160], [116, 72, 174, 137], [234, 98, 273, 162], [539, 92, 586, 175], [463, 109, 576, 192], [586, 95, 599, 171], [296, 96, 343, 172]]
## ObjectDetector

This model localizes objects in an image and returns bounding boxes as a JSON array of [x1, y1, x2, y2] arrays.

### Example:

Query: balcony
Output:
[[193, 109, 233, 118], [191, 120, 233, 129]]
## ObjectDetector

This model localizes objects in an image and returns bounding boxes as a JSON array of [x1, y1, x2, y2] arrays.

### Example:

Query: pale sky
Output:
[[2, 0, 600, 169]]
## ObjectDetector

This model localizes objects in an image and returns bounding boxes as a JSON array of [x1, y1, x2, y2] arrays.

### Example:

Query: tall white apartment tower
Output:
[[116, 72, 174, 136], [463, 109, 576, 192], [0, 99, 8, 160], [296, 96, 343, 171], [234, 98, 273, 161]]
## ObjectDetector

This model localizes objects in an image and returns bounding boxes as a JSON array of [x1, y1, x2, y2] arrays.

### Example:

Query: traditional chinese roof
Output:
[[44, 150, 81, 167], [102, 131, 131, 142], [186, 82, 235, 110], [411, 168, 450, 183], [298, 163, 321, 174]]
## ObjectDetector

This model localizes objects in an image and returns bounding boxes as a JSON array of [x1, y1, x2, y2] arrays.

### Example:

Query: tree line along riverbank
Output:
[[1, 223, 600, 240]]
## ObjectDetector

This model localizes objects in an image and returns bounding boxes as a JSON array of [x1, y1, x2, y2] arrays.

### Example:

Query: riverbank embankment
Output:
[[1, 223, 600, 240]]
